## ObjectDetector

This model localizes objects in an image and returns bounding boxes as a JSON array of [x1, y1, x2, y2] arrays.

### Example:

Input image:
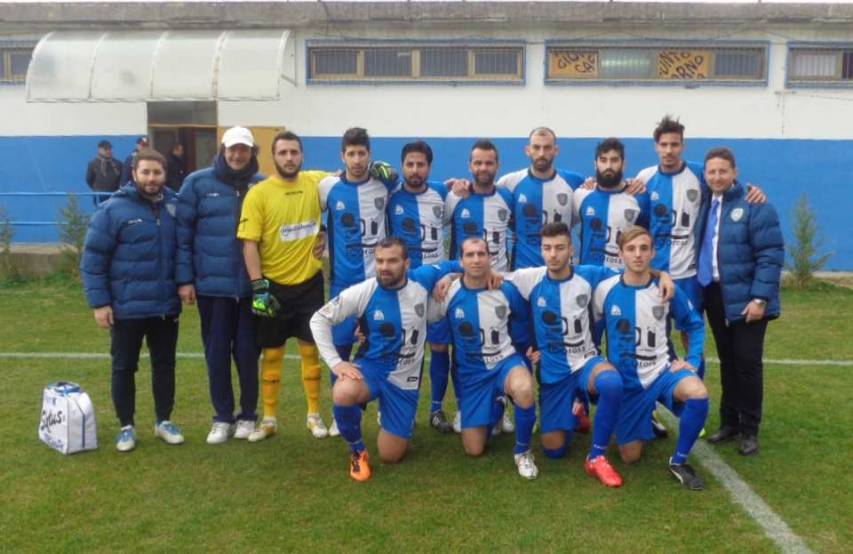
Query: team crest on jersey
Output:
[[497, 209, 508, 222], [460, 209, 471, 219], [586, 206, 596, 217], [651, 191, 660, 202], [610, 305, 622, 316], [414, 303, 425, 317], [394, 204, 405, 215], [375, 198, 386, 210], [166, 203, 176, 217], [495, 305, 507, 320], [518, 194, 528, 204], [433, 205, 443, 219], [373, 310, 385, 321], [454, 308, 465, 319], [687, 189, 699, 202], [536, 297, 547, 307], [731, 208, 744, 222], [335, 201, 346, 211], [557, 193, 569, 206], [652, 305, 665, 320], [576, 294, 589, 307], [624, 209, 638, 223]]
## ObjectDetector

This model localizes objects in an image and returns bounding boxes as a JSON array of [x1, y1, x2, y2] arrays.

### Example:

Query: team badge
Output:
[[541, 310, 558, 324], [433, 205, 443, 219], [166, 203, 176, 217], [576, 294, 589, 308], [497, 209, 508, 223], [652, 305, 665, 320], [686, 189, 699, 202], [523, 204, 537, 217], [557, 193, 569, 206], [731, 208, 744, 222], [655, 204, 668, 217], [402, 218, 417, 232], [495, 305, 507, 319], [616, 318, 631, 333], [624, 209, 638, 223], [414, 303, 425, 317], [375, 197, 385, 210]]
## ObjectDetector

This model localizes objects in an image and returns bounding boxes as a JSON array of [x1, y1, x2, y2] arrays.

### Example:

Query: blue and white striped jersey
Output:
[[430, 280, 528, 385], [507, 264, 616, 384], [445, 187, 514, 272], [572, 186, 650, 269], [319, 175, 394, 288], [310, 261, 460, 391], [498, 168, 584, 269], [592, 275, 704, 391], [636, 162, 705, 279], [387, 181, 448, 268]]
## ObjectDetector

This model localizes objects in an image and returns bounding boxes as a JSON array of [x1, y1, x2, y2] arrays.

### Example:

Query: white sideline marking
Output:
[[659, 411, 813, 554]]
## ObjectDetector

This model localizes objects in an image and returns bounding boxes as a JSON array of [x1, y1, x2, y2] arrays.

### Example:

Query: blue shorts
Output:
[[361, 362, 420, 440], [427, 319, 450, 345], [459, 353, 526, 430], [675, 276, 704, 324], [330, 284, 358, 348], [614, 368, 694, 446], [539, 356, 606, 434]]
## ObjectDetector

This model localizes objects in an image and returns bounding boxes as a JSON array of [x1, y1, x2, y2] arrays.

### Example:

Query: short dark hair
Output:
[[540, 222, 572, 240], [97, 140, 112, 148], [272, 130, 303, 155], [704, 147, 737, 169], [342, 127, 370, 153], [653, 115, 685, 143], [376, 236, 409, 259], [470, 139, 499, 162], [132, 148, 166, 170], [401, 140, 433, 165], [595, 138, 625, 161], [460, 236, 488, 255]]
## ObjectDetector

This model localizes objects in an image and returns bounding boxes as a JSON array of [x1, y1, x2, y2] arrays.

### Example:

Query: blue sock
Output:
[[330, 345, 352, 387], [429, 350, 450, 413], [513, 404, 536, 455], [589, 371, 623, 460], [671, 397, 709, 465], [333, 404, 365, 454], [543, 444, 568, 459], [697, 357, 706, 380]]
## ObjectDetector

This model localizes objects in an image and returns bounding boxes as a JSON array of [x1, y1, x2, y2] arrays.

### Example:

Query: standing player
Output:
[[573, 138, 650, 269], [386, 141, 455, 433], [309, 238, 461, 481], [593, 227, 709, 490], [496, 127, 584, 269], [431, 238, 539, 480], [237, 130, 331, 441]]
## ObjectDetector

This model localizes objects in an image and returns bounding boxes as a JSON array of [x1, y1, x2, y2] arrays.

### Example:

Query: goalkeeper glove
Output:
[[368, 160, 398, 186], [251, 279, 281, 317]]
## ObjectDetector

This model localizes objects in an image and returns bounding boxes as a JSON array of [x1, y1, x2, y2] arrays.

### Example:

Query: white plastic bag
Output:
[[38, 382, 98, 455]]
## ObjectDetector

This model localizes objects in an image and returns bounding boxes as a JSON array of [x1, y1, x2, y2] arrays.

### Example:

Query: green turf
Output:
[[0, 280, 850, 552]]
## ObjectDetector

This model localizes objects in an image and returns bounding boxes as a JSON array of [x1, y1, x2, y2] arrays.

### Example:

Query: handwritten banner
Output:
[[549, 50, 598, 79], [658, 50, 711, 80]]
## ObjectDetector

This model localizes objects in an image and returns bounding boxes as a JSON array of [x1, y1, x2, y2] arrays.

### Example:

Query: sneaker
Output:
[[584, 455, 623, 488], [154, 420, 185, 445], [349, 450, 372, 482], [452, 411, 462, 434], [514, 450, 539, 480], [247, 417, 277, 443], [652, 409, 669, 438], [430, 410, 453, 433], [329, 418, 340, 437], [572, 401, 591, 434], [668, 460, 704, 491], [307, 413, 329, 439], [500, 398, 515, 433], [116, 425, 136, 452], [233, 419, 255, 440], [206, 422, 234, 445]]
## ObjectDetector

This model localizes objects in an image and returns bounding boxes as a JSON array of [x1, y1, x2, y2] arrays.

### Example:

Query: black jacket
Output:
[[85, 155, 123, 192]]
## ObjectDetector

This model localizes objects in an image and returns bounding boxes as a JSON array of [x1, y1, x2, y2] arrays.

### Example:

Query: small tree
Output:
[[785, 194, 832, 289], [58, 194, 90, 280], [0, 205, 16, 280]]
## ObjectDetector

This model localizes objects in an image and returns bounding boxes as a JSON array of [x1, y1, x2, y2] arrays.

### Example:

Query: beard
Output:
[[596, 168, 623, 189], [275, 161, 302, 179]]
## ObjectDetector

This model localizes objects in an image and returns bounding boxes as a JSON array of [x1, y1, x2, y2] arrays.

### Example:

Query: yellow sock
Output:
[[298, 341, 321, 415], [260, 347, 284, 419]]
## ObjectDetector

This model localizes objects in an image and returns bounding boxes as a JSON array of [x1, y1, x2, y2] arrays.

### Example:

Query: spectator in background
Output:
[[120, 136, 150, 186], [166, 143, 187, 192], [85, 140, 122, 205]]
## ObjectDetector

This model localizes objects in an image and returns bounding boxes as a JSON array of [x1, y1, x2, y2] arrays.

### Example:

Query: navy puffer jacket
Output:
[[174, 162, 263, 298], [81, 184, 181, 319], [696, 181, 784, 323]]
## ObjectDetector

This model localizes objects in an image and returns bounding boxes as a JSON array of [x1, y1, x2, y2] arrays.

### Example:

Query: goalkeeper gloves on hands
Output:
[[251, 279, 281, 317], [368, 161, 398, 186]]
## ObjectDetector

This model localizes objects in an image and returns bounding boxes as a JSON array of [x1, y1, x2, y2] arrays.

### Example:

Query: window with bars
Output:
[[308, 44, 523, 83], [545, 44, 766, 84], [0, 48, 33, 84], [788, 47, 853, 85]]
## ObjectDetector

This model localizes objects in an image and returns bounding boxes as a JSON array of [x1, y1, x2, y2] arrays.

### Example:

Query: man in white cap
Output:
[[175, 126, 265, 444]]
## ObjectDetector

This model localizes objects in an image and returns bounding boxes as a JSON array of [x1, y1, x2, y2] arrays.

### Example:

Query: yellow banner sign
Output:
[[549, 50, 598, 79], [658, 50, 711, 79]]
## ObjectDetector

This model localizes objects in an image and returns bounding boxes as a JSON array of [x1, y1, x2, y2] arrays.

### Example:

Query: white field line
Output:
[[658, 411, 813, 554]]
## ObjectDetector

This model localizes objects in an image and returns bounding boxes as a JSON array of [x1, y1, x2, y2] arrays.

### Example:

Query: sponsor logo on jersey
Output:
[[652, 305, 665, 320], [373, 310, 385, 321], [686, 189, 699, 202], [127, 218, 143, 226], [414, 303, 425, 317], [586, 206, 596, 217], [165, 204, 176, 217], [460, 209, 471, 219], [279, 220, 318, 242], [394, 204, 405, 215], [518, 194, 528, 204], [576, 294, 589, 307], [204, 192, 220, 197], [557, 193, 569, 206], [610, 305, 622, 317], [731, 207, 744, 222], [651, 191, 660, 202], [536, 297, 547, 307], [335, 201, 346, 211], [454, 308, 465, 319]]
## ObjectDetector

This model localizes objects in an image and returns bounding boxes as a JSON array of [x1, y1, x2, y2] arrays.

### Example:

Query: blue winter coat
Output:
[[81, 184, 181, 319], [174, 167, 263, 298], [696, 181, 784, 323]]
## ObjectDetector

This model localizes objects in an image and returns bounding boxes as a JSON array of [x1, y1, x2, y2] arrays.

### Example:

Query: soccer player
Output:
[[386, 140, 454, 433], [309, 238, 461, 481], [430, 237, 539, 480], [496, 127, 584, 269], [593, 227, 709, 490], [573, 138, 650, 269], [81, 148, 184, 452], [176, 126, 263, 444], [237, 130, 332, 441]]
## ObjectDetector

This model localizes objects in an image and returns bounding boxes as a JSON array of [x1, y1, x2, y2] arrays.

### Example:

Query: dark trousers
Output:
[[703, 283, 768, 436], [111, 316, 179, 427], [197, 296, 260, 423]]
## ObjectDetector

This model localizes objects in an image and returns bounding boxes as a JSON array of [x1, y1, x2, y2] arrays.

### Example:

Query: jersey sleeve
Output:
[[236, 186, 264, 242], [427, 293, 449, 324], [309, 282, 371, 368], [444, 190, 463, 225], [318, 176, 338, 212], [670, 286, 705, 368], [411, 260, 463, 292], [635, 191, 652, 229], [498, 187, 515, 212], [559, 169, 585, 191], [502, 282, 529, 320], [504, 267, 545, 300], [577, 264, 619, 290]]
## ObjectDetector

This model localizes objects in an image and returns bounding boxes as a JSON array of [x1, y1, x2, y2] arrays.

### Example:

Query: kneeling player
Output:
[[431, 238, 539, 480], [593, 227, 709, 490], [309, 238, 460, 481]]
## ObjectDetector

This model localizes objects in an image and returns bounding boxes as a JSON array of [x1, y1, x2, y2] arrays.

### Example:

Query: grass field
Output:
[[0, 278, 850, 552]]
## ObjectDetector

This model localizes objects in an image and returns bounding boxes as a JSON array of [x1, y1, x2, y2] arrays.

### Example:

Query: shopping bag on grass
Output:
[[38, 381, 98, 454]]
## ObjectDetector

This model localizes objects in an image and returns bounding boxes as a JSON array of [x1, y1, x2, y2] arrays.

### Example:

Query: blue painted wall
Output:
[[1, 135, 850, 269]]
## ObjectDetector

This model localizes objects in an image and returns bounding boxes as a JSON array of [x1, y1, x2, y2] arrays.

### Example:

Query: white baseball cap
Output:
[[221, 126, 255, 148]]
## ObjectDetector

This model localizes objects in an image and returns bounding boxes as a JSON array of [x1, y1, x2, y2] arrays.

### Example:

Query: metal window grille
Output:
[[791, 51, 838, 79], [313, 49, 358, 76], [715, 50, 761, 78], [420, 47, 468, 77], [473, 49, 518, 75], [1, 48, 32, 83], [843, 52, 853, 80], [364, 48, 412, 77]]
